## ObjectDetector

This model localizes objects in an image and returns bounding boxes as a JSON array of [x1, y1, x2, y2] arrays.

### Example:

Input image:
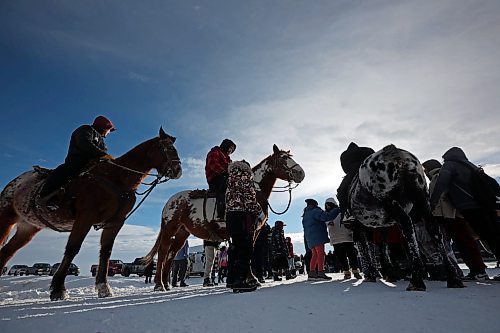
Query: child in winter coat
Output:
[[325, 197, 362, 279], [302, 198, 340, 280]]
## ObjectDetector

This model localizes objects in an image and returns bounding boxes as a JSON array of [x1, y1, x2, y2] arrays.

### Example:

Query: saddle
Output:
[[188, 189, 224, 222]]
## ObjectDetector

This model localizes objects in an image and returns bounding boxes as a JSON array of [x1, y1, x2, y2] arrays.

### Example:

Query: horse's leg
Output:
[[162, 228, 190, 288], [95, 222, 125, 298], [50, 221, 93, 300], [424, 219, 464, 288], [354, 223, 378, 282], [391, 201, 426, 291], [0, 203, 22, 270], [0, 221, 41, 272], [154, 222, 181, 291]]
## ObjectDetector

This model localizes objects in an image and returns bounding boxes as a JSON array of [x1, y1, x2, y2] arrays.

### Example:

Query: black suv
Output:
[[26, 263, 52, 276], [50, 263, 80, 276]]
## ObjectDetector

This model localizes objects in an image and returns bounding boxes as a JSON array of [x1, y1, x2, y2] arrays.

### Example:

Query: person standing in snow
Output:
[[225, 160, 264, 292], [171, 240, 189, 287], [203, 240, 220, 287], [325, 197, 362, 279], [285, 237, 296, 278], [271, 221, 290, 281], [217, 245, 229, 284], [429, 147, 500, 270], [302, 198, 340, 281], [144, 260, 154, 284]]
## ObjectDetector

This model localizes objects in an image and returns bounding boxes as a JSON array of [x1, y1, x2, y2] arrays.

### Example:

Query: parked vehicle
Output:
[[187, 251, 205, 277], [8, 264, 29, 276], [122, 257, 156, 277], [50, 263, 80, 276], [26, 263, 51, 276], [90, 259, 124, 277]]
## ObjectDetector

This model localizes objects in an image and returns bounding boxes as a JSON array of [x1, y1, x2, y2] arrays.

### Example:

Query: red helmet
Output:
[[93, 115, 116, 132]]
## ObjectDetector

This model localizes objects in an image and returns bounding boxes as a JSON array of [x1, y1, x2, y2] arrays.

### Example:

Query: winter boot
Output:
[[307, 271, 318, 281], [316, 271, 332, 280], [273, 273, 282, 281], [343, 270, 352, 279], [353, 269, 363, 279], [203, 277, 214, 287]]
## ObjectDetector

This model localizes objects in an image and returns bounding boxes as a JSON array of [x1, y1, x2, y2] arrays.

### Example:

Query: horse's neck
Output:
[[253, 160, 276, 200], [101, 142, 153, 190]]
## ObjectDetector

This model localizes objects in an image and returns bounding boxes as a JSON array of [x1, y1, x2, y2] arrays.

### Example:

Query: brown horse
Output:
[[144, 144, 305, 291], [0, 128, 182, 300]]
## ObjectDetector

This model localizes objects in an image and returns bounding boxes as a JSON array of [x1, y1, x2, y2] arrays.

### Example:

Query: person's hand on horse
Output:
[[101, 154, 114, 160]]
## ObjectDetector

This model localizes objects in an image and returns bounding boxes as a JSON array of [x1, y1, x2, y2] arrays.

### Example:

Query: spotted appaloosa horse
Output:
[[349, 144, 463, 291], [0, 128, 182, 300], [144, 144, 305, 291]]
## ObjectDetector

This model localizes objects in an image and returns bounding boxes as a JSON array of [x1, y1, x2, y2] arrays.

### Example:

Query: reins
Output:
[[103, 159, 173, 221], [266, 181, 300, 215]]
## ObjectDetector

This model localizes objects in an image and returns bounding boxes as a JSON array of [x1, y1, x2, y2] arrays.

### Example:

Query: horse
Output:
[[348, 144, 464, 291], [0, 127, 182, 300], [144, 144, 305, 291]]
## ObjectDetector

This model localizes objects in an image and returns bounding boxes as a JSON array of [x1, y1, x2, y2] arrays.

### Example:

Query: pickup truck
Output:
[[90, 259, 124, 277], [121, 257, 156, 277], [26, 263, 52, 276]]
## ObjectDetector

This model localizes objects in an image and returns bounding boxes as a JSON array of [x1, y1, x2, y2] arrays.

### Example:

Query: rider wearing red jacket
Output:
[[205, 138, 236, 220]]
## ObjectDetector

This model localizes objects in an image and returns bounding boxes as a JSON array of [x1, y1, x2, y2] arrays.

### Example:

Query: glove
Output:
[[101, 154, 114, 160]]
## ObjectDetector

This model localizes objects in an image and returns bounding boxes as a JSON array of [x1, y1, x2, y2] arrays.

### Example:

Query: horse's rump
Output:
[[164, 190, 226, 241], [350, 145, 427, 228], [8, 170, 75, 231]]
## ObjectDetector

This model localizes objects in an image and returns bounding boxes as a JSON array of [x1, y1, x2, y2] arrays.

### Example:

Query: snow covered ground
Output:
[[1, 263, 500, 333]]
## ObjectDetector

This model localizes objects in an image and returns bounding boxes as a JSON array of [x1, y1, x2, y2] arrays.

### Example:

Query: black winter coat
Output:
[[429, 147, 481, 211], [65, 125, 108, 166]]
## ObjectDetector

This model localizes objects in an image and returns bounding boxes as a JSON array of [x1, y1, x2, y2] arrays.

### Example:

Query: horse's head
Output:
[[149, 127, 182, 179], [268, 144, 305, 183]]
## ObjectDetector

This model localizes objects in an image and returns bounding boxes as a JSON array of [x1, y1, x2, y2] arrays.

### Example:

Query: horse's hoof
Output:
[[447, 279, 465, 288], [153, 284, 166, 292], [406, 283, 426, 291], [50, 290, 69, 301], [96, 283, 114, 298]]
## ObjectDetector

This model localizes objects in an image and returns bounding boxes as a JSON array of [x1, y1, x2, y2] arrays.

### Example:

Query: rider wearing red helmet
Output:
[[39, 116, 116, 207]]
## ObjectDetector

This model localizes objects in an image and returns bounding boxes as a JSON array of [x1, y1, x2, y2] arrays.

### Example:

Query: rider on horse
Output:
[[39, 115, 116, 209], [205, 138, 236, 220]]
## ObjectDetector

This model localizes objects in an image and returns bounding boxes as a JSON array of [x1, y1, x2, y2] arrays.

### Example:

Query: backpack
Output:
[[458, 161, 500, 212]]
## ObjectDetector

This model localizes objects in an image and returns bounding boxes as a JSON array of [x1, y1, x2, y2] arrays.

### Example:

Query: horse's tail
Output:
[[143, 230, 162, 265]]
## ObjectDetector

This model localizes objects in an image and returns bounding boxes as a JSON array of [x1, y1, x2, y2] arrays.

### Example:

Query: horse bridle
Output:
[[265, 152, 301, 215]]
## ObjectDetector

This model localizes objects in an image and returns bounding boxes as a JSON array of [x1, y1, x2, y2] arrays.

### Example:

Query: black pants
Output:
[[335, 242, 359, 271], [226, 211, 254, 282], [252, 241, 268, 279], [40, 161, 86, 197], [171, 259, 188, 284], [461, 208, 500, 260], [209, 174, 228, 219]]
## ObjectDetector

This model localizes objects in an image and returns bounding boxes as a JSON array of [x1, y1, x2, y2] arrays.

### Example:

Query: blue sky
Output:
[[1, 0, 500, 270]]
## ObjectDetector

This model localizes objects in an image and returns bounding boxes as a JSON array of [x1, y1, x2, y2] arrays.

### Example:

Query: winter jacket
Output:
[[427, 168, 460, 219], [218, 249, 229, 268], [174, 241, 189, 260], [286, 240, 294, 258], [205, 146, 231, 184], [65, 125, 108, 166], [302, 206, 340, 248], [225, 161, 262, 216], [271, 226, 288, 257], [327, 213, 353, 245], [429, 147, 481, 211]]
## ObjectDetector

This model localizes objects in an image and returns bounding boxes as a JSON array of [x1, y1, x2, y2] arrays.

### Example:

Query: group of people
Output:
[[41, 117, 500, 291]]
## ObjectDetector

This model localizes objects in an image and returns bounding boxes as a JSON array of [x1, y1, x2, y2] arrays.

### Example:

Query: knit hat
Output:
[[422, 159, 442, 173], [220, 139, 236, 153], [325, 197, 338, 206], [275, 220, 286, 227], [305, 198, 318, 206]]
